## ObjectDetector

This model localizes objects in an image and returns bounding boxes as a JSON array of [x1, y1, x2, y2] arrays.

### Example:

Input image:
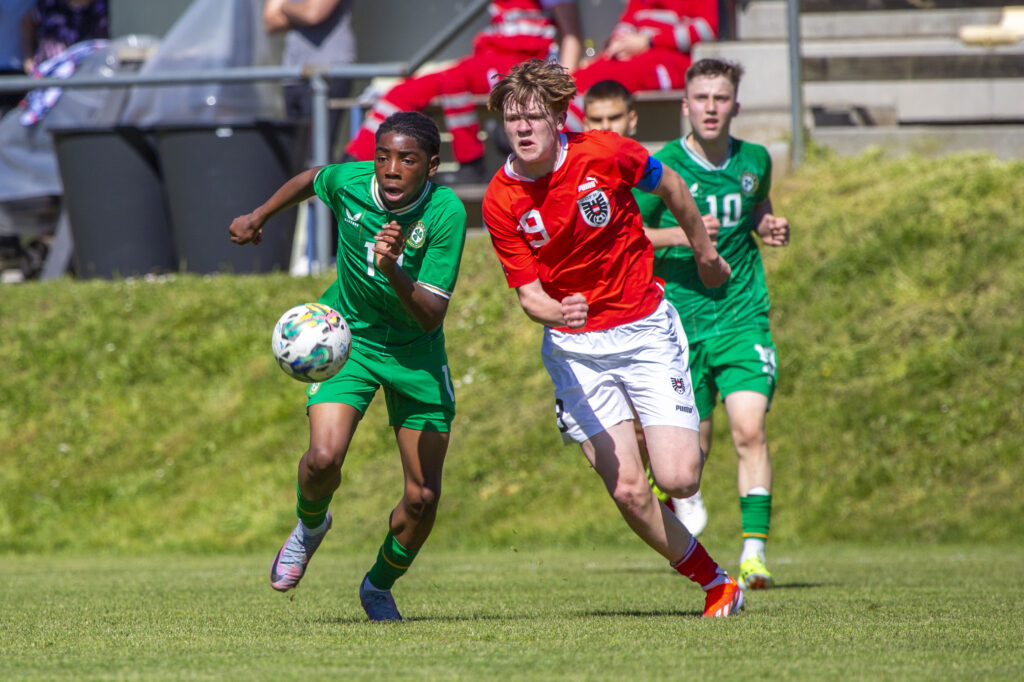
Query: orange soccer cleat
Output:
[[703, 575, 744, 618]]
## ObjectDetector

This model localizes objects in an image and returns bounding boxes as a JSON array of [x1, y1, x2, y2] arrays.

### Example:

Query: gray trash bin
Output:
[[154, 120, 304, 274], [51, 125, 177, 279]]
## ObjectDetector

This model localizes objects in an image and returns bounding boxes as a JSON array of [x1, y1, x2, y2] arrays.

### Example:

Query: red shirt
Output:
[[473, 0, 567, 57], [483, 131, 664, 333], [612, 0, 718, 53]]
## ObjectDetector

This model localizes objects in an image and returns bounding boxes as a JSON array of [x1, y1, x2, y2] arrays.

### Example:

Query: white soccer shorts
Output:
[[541, 299, 700, 444]]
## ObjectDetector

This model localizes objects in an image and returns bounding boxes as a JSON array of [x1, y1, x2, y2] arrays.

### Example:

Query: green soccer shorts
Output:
[[689, 327, 777, 420], [306, 337, 456, 432]]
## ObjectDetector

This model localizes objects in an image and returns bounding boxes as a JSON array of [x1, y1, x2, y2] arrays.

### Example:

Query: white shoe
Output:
[[672, 491, 708, 537]]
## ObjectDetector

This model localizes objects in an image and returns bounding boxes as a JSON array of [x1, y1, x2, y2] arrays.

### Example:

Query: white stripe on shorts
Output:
[[541, 300, 699, 444]]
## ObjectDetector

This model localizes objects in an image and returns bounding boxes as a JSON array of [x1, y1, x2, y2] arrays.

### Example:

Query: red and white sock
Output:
[[671, 537, 729, 590]]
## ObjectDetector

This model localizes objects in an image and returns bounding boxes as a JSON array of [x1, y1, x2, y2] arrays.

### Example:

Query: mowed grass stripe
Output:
[[1, 545, 1021, 681]]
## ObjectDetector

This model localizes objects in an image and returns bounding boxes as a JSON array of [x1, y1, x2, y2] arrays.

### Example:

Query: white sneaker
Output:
[[671, 490, 708, 537]]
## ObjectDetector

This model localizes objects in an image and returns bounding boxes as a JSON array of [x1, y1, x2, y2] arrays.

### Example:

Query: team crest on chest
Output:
[[578, 189, 611, 227], [406, 221, 426, 248], [740, 171, 759, 196]]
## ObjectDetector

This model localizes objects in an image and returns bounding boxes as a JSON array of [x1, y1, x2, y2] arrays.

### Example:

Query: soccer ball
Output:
[[271, 303, 352, 383]]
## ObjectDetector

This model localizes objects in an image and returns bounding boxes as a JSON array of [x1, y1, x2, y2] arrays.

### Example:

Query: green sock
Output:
[[365, 531, 418, 591], [296, 483, 332, 530], [740, 493, 772, 541]]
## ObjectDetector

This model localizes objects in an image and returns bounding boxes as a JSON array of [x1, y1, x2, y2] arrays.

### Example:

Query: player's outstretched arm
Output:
[[515, 279, 587, 329], [651, 166, 731, 287], [373, 221, 450, 332], [229, 167, 320, 246]]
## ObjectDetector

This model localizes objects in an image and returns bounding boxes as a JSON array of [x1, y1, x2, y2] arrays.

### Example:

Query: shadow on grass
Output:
[[316, 613, 526, 625], [582, 608, 704, 618]]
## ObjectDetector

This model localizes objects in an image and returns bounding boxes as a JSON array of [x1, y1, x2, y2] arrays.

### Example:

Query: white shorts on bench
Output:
[[541, 299, 700, 445]]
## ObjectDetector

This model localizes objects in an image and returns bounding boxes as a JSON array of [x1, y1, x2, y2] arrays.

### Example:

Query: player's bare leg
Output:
[[647, 422, 710, 536], [582, 421, 692, 556], [360, 427, 448, 621], [271, 403, 360, 592], [581, 421, 742, 617], [299, 402, 361, 498], [724, 391, 774, 589], [392, 426, 447, 550]]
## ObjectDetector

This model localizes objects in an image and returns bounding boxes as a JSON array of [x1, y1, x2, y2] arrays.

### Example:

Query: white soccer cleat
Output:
[[672, 490, 708, 537]]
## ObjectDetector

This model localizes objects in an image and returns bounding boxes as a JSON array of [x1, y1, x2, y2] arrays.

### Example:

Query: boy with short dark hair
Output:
[[229, 111, 467, 621]]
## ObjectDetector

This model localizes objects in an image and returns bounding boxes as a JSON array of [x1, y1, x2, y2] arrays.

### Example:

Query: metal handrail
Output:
[[0, 0, 492, 273], [0, 63, 406, 93]]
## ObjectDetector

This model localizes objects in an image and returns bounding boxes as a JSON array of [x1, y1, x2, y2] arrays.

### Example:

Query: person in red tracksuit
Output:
[[565, 0, 718, 131], [343, 0, 581, 184]]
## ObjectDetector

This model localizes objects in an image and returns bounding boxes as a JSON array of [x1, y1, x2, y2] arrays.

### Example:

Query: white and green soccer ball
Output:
[[271, 303, 351, 383]]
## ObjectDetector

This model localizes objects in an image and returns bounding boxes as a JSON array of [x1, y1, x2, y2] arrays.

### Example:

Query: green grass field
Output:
[[2, 149, 1023, 679], [2, 545, 1022, 681]]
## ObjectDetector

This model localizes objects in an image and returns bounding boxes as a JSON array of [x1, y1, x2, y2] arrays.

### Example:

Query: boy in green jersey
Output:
[[229, 112, 467, 620], [634, 59, 791, 590]]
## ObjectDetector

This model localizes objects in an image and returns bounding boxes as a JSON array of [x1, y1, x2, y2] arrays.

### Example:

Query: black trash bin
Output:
[[154, 120, 304, 274], [51, 125, 177, 279]]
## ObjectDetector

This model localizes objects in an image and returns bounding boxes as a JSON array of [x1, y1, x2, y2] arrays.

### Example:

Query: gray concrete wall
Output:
[[109, 0, 196, 38]]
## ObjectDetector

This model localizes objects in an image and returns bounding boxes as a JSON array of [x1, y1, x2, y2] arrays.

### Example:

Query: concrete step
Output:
[[806, 78, 1024, 124], [798, 0, 1014, 11], [693, 39, 1024, 124], [799, 36, 1024, 58], [812, 124, 1024, 161], [739, 0, 1005, 41]]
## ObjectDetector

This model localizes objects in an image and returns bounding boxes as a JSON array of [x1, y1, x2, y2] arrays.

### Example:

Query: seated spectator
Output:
[[342, 0, 582, 185], [263, 0, 356, 160], [566, 0, 717, 131], [20, 0, 109, 75]]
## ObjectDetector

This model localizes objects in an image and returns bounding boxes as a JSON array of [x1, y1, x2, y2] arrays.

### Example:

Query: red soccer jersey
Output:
[[483, 130, 665, 333]]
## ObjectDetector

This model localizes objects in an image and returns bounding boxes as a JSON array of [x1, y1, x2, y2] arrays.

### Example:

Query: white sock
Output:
[[301, 516, 330, 537], [746, 486, 769, 496], [740, 538, 766, 564]]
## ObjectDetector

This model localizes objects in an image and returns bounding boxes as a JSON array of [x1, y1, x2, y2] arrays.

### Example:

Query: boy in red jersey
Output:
[[481, 58, 742, 618]]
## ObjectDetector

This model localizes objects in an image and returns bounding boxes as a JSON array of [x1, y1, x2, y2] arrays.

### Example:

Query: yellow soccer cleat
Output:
[[739, 555, 775, 590]]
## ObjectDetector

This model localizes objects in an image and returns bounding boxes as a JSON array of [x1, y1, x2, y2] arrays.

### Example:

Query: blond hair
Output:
[[488, 58, 577, 118]]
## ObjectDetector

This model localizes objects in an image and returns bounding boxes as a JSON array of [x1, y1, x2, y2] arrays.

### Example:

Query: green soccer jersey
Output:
[[313, 162, 467, 349], [634, 137, 772, 343]]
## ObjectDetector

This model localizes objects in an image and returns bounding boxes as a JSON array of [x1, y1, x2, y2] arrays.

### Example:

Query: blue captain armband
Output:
[[635, 156, 664, 193]]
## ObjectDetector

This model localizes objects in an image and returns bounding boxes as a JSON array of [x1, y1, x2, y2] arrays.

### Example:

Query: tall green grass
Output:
[[1, 149, 1022, 555]]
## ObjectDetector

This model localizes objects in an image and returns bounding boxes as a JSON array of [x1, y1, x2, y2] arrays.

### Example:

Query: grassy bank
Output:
[[1, 149, 1022, 554]]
